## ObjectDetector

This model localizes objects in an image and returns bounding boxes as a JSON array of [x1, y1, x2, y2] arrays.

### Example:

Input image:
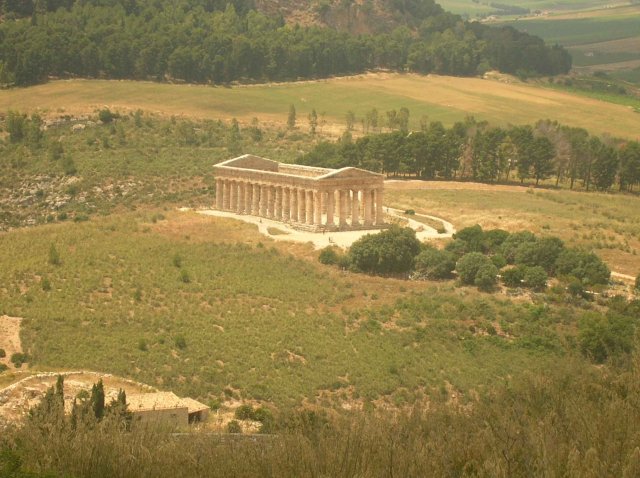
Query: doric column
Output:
[[222, 180, 230, 210], [282, 187, 290, 221], [244, 182, 252, 214], [237, 182, 245, 214], [375, 188, 384, 225], [260, 185, 268, 217], [305, 190, 314, 225], [229, 181, 237, 211], [339, 190, 348, 227], [297, 188, 306, 223], [252, 184, 260, 215], [275, 187, 283, 220], [290, 188, 298, 222], [326, 189, 334, 227], [265, 186, 273, 218], [216, 179, 223, 209], [313, 190, 322, 225], [363, 188, 372, 226], [351, 189, 360, 225]]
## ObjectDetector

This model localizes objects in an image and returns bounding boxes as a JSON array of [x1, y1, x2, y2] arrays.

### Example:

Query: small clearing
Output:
[[0, 316, 24, 370]]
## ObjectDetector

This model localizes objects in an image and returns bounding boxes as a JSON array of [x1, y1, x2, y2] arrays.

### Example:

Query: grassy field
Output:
[[496, 4, 640, 70], [386, 181, 640, 276], [437, 0, 608, 17], [2, 74, 640, 139], [0, 209, 598, 409]]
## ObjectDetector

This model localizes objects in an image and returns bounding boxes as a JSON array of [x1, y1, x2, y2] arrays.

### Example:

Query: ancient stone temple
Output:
[[214, 154, 385, 231]]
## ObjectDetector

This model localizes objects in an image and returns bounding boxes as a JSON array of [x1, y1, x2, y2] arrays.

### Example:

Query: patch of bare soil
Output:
[[0, 316, 24, 370], [0, 371, 156, 426]]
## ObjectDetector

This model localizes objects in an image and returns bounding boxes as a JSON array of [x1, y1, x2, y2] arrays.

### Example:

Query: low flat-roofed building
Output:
[[128, 392, 209, 427]]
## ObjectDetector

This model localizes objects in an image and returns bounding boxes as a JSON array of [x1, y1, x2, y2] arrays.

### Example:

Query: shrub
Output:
[[0, 348, 5, 358], [474, 263, 498, 291], [348, 226, 421, 275], [172, 254, 182, 268], [444, 238, 469, 259], [61, 155, 77, 175], [318, 246, 340, 265], [174, 335, 187, 350], [555, 249, 610, 285], [227, 420, 242, 433], [98, 108, 115, 123], [635, 273, 640, 290], [456, 252, 493, 285], [490, 254, 507, 270], [48, 244, 61, 266], [453, 225, 484, 252], [579, 314, 635, 363], [41, 278, 51, 291], [501, 231, 537, 263], [414, 247, 456, 280], [523, 266, 548, 291], [235, 404, 254, 420], [138, 339, 148, 352], [10, 353, 28, 368], [514, 236, 564, 273], [502, 266, 525, 288], [179, 269, 191, 283], [483, 229, 510, 253]]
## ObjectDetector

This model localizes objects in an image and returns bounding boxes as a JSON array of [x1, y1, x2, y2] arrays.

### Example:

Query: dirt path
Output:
[[0, 316, 24, 370], [194, 206, 453, 250]]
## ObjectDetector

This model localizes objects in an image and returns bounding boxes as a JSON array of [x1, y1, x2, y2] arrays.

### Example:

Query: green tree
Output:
[[502, 265, 525, 288], [91, 379, 105, 420], [349, 226, 421, 274], [48, 244, 61, 265], [474, 263, 498, 291], [456, 252, 493, 285], [414, 246, 456, 279], [345, 110, 355, 132], [287, 104, 296, 130], [523, 265, 547, 290], [591, 143, 619, 191], [555, 249, 610, 286], [308, 109, 318, 135], [619, 141, 640, 192], [531, 136, 555, 185]]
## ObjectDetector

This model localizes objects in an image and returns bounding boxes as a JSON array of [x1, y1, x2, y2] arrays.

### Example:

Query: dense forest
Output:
[[299, 115, 640, 192], [0, 0, 571, 86]]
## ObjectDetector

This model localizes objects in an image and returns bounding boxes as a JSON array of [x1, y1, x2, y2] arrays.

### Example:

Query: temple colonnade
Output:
[[215, 178, 384, 228]]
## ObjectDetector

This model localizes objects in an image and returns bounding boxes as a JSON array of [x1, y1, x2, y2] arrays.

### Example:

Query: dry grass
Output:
[[3, 73, 640, 138], [385, 181, 640, 276]]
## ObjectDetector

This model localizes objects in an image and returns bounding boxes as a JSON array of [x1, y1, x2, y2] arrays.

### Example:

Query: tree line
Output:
[[0, 0, 571, 86], [299, 115, 640, 192]]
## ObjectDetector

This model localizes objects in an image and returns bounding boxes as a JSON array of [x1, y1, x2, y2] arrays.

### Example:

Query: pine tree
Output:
[[308, 109, 318, 135], [91, 379, 105, 420], [287, 104, 296, 130]]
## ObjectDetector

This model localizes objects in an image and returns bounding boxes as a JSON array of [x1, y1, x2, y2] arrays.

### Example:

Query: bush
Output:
[[0, 348, 5, 358], [48, 244, 61, 266], [635, 273, 640, 290], [555, 249, 610, 286], [579, 313, 635, 363], [318, 246, 340, 265], [501, 231, 537, 263], [474, 263, 498, 291], [61, 155, 77, 175], [514, 236, 564, 273], [502, 266, 525, 288], [453, 225, 484, 253], [0, 363, 8, 373], [98, 108, 116, 123], [490, 254, 507, 270], [414, 247, 456, 280], [10, 353, 28, 368], [348, 226, 421, 275], [235, 404, 254, 420], [174, 335, 187, 350], [179, 269, 191, 283], [444, 238, 469, 259], [483, 229, 510, 253], [227, 420, 242, 433], [523, 266, 548, 291], [456, 252, 493, 285], [41, 277, 51, 291]]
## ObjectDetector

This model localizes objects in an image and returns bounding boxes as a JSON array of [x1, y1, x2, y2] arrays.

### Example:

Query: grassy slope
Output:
[[386, 182, 640, 276], [0, 210, 581, 408], [3, 74, 640, 139]]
